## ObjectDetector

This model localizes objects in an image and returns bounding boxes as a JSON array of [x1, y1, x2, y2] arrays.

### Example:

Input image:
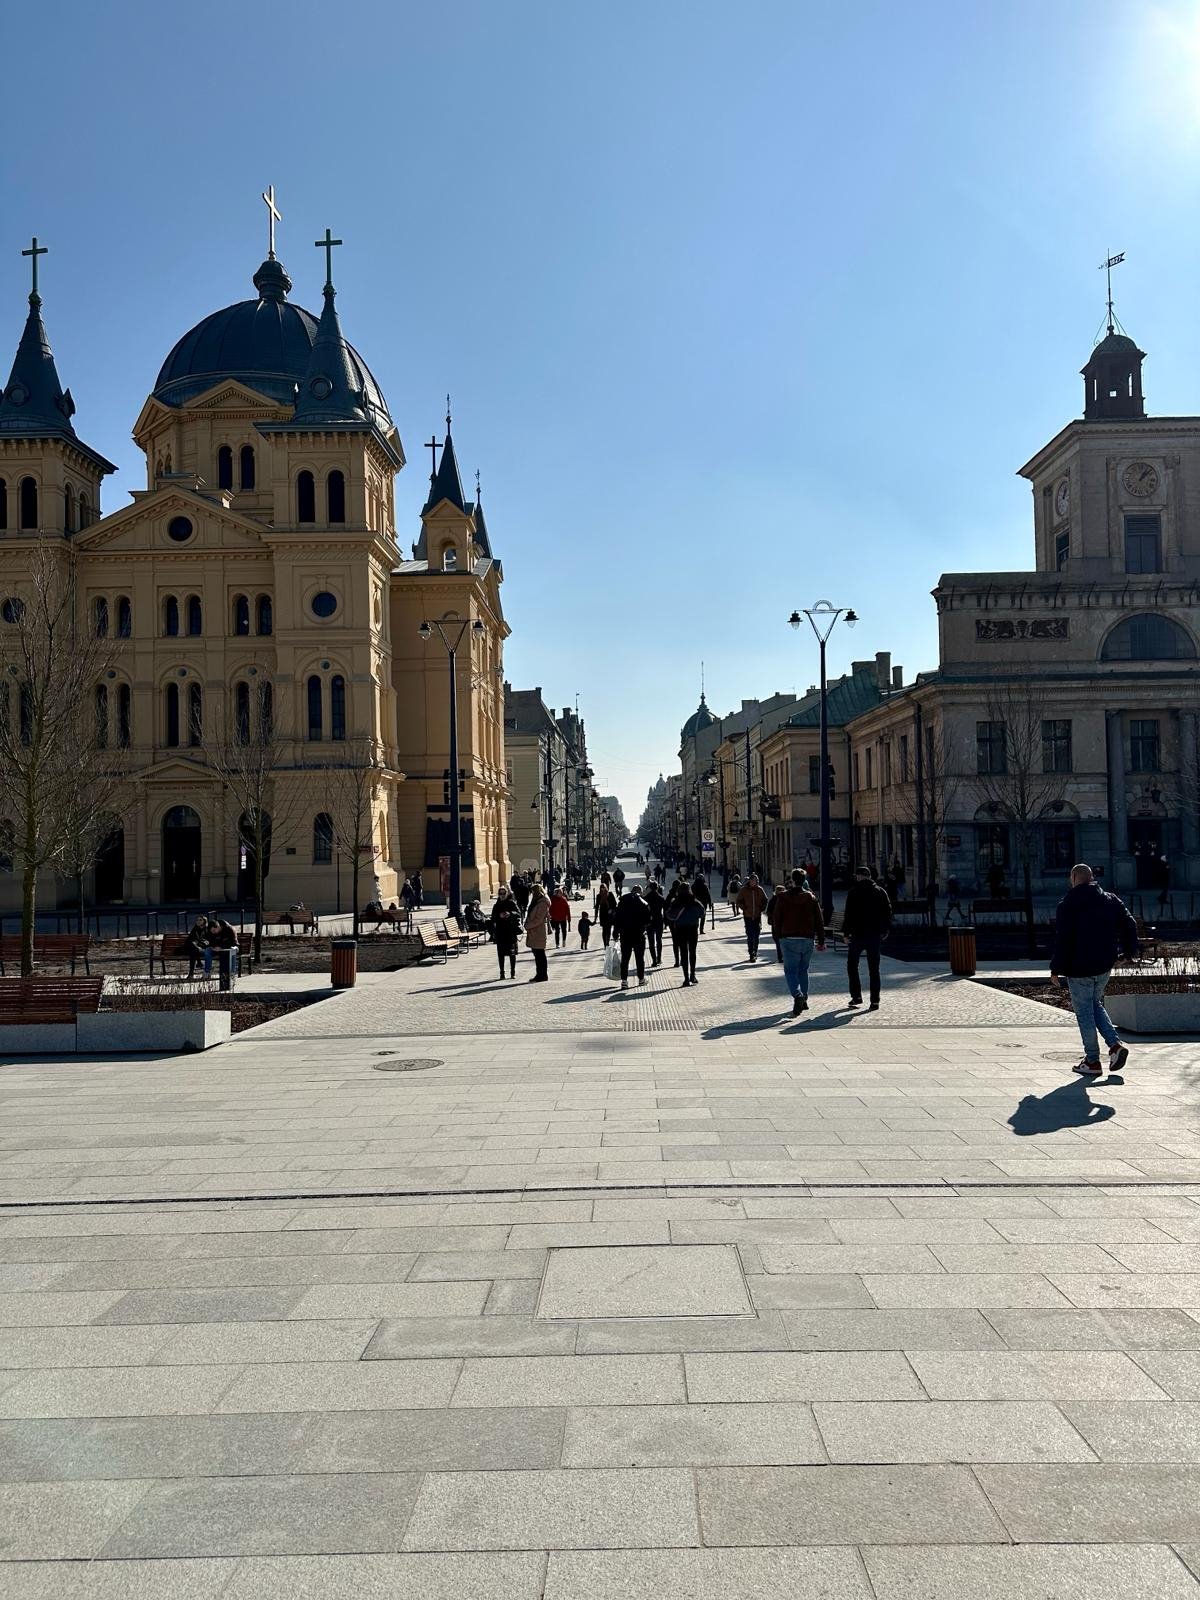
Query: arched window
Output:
[[18, 477, 37, 531], [117, 596, 132, 638], [327, 470, 346, 524], [442, 545, 458, 573], [330, 674, 346, 741], [233, 593, 250, 636], [65, 485, 75, 533], [165, 682, 180, 747], [260, 680, 273, 738], [217, 446, 233, 490], [116, 683, 131, 747], [256, 594, 272, 635], [313, 812, 334, 864], [240, 445, 256, 491], [94, 684, 108, 748], [93, 597, 109, 638], [307, 674, 322, 740], [188, 682, 202, 747], [1101, 614, 1197, 662], [163, 595, 179, 637], [234, 681, 250, 743], [78, 492, 90, 529], [186, 595, 202, 637], [297, 470, 315, 523], [0, 478, 7, 530], [164, 453, 172, 474]]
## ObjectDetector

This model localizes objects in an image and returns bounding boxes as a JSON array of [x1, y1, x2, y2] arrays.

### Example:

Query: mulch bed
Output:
[[99, 993, 324, 1034]]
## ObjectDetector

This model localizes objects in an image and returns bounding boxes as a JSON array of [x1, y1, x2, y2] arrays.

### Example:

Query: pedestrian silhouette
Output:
[[1008, 1080, 1116, 1137]]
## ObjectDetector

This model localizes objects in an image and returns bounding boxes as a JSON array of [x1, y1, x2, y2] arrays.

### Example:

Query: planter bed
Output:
[[0, 991, 324, 1057], [975, 975, 1200, 1036]]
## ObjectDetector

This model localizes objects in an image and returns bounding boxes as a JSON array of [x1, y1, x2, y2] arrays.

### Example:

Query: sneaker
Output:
[[639, 976, 648, 986], [868, 1001, 879, 1011], [792, 995, 803, 1016], [1108, 1043, 1129, 1072], [621, 979, 629, 990], [848, 998, 861, 1008], [1072, 1058, 1103, 1075]]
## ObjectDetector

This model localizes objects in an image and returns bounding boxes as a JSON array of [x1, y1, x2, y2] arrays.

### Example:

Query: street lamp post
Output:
[[788, 601, 858, 922], [419, 615, 486, 919]]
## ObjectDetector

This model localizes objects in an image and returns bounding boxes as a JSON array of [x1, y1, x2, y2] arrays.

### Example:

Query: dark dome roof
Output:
[[152, 257, 391, 423], [681, 695, 717, 742], [1087, 331, 1142, 361]]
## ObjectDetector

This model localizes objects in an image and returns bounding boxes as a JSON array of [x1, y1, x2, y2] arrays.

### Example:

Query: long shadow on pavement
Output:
[[1008, 1079, 1117, 1135]]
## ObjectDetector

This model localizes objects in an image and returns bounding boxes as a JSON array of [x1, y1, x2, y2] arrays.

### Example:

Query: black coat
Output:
[[489, 901, 522, 952], [1051, 882, 1138, 977], [842, 880, 892, 939], [613, 894, 652, 938]]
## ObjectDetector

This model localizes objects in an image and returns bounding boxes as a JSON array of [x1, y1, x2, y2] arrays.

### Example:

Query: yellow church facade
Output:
[[0, 222, 511, 914]]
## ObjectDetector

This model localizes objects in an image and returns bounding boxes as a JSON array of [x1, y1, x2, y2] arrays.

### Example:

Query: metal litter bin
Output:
[[331, 937, 358, 989], [948, 925, 976, 977]]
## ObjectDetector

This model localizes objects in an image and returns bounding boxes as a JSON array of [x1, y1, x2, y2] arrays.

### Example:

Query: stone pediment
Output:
[[74, 487, 269, 555], [137, 755, 218, 786], [182, 380, 290, 416]]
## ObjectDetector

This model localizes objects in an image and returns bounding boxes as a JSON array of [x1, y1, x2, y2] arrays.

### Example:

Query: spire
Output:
[[1, 238, 77, 441], [421, 404, 467, 514], [291, 236, 368, 426], [471, 468, 493, 557]]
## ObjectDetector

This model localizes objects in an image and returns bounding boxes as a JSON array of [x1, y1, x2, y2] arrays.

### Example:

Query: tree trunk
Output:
[[351, 845, 361, 940], [20, 862, 37, 978], [1022, 852, 1036, 958], [78, 868, 85, 937], [253, 820, 265, 966]]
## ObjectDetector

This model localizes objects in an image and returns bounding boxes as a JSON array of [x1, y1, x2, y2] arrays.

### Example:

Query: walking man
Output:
[[844, 865, 892, 1010], [613, 884, 652, 990], [734, 871, 768, 961], [645, 879, 666, 966], [773, 867, 825, 1016], [1051, 862, 1136, 1075]]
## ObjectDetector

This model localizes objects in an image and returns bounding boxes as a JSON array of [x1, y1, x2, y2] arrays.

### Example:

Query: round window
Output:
[[1, 597, 25, 624], [167, 516, 193, 543], [311, 591, 338, 619], [309, 376, 333, 400]]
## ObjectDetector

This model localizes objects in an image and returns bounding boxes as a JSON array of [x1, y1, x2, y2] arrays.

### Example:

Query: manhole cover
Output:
[[1044, 1050, 1084, 1062], [372, 1057, 442, 1072]]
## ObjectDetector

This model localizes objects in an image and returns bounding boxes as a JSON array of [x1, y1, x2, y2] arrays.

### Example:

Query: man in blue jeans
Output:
[[1051, 863, 1137, 1076], [772, 868, 825, 1017]]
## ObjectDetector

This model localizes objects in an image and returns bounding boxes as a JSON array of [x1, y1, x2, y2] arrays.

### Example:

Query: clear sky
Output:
[[4, 0, 1200, 826]]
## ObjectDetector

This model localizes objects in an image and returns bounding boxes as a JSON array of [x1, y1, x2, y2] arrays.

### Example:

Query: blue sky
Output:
[[4, 0, 1200, 825]]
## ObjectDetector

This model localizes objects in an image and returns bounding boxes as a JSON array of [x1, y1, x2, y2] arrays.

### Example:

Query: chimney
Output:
[[892, 666, 903, 689], [851, 660, 872, 675], [875, 652, 891, 693]]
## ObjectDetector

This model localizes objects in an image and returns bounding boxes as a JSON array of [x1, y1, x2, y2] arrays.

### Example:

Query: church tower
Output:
[[0, 239, 114, 538]]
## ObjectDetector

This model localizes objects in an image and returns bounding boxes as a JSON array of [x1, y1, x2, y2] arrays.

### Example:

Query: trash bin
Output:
[[948, 925, 977, 977], [331, 937, 358, 989]]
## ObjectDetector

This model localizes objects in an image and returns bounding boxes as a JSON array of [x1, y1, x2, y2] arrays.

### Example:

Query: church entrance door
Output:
[[162, 806, 202, 901]]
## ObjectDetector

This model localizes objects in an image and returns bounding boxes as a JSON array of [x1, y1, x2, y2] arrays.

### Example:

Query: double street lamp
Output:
[[788, 601, 858, 922], [419, 615, 486, 919]]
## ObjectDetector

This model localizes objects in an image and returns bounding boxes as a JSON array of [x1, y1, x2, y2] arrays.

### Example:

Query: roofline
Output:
[[0, 425, 116, 476], [1017, 415, 1200, 479]]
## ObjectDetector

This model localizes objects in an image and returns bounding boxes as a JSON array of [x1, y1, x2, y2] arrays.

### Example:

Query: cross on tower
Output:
[[315, 228, 342, 290], [261, 186, 281, 259], [445, 393, 452, 430], [426, 436, 440, 477], [1100, 250, 1125, 336], [21, 236, 47, 299]]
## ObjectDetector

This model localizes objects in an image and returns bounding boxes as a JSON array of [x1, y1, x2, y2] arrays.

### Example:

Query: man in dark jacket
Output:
[[773, 868, 826, 1017], [734, 873, 769, 961], [644, 881, 666, 966], [612, 885, 652, 989], [843, 866, 892, 1010], [1051, 863, 1137, 1075]]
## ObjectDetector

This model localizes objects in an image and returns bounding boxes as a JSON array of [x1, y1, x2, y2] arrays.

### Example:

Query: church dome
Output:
[[152, 256, 392, 423], [681, 694, 716, 742]]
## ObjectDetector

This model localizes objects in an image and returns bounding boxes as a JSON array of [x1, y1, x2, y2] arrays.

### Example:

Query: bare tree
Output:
[[313, 735, 385, 938], [892, 718, 961, 922], [0, 543, 124, 973], [975, 681, 1069, 953], [203, 681, 306, 962]]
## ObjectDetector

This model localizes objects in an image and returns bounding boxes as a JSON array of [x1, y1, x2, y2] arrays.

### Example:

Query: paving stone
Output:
[[0, 1325, 174, 1368], [68, 1254, 423, 1290], [538, 1244, 750, 1319], [48, 1413, 316, 1479], [338, 1226, 512, 1253], [862, 1543, 1200, 1599], [505, 1222, 671, 1249], [543, 1546, 873, 1599], [401, 1465, 698, 1550], [563, 1400, 824, 1466], [296, 1406, 565, 1473], [364, 1316, 576, 1359], [984, 1308, 1200, 1348], [0, 1557, 236, 1598], [990, 1217, 1177, 1243], [171, 1229, 355, 1258], [685, 1351, 925, 1402], [748, 1273, 875, 1310], [814, 1400, 1095, 1462], [931, 1244, 1125, 1274], [93, 1287, 307, 1325], [215, 1358, 460, 1413], [0, 1477, 150, 1557], [576, 1310, 790, 1354], [288, 1283, 490, 1318], [0, 1290, 125, 1325], [784, 1310, 1005, 1351], [102, 1472, 422, 1556], [1129, 1351, 1200, 1399], [0, 1419, 79, 1482], [906, 1349, 1171, 1400], [863, 1274, 1071, 1309], [1063, 1401, 1200, 1461], [1051, 1274, 1200, 1309], [0, 1262, 76, 1291], [151, 1318, 378, 1365], [410, 1250, 547, 1281], [452, 1353, 685, 1407], [976, 1462, 1200, 1542], [758, 1243, 944, 1274], [0, 1364, 243, 1419], [829, 1218, 1005, 1243], [221, 1551, 547, 1600], [697, 1463, 1006, 1545]]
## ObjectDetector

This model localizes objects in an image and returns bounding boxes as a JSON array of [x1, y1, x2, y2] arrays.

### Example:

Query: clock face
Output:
[[1054, 479, 1070, 519], [1123, 460, 1159, 497]]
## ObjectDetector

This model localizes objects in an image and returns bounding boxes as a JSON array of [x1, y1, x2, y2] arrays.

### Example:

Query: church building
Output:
[[0, 207, 511, 912]]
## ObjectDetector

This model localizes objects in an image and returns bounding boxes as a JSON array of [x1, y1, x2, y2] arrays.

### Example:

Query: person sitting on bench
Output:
[[204, 915, 239, 979], [181, 916, 210, 980]]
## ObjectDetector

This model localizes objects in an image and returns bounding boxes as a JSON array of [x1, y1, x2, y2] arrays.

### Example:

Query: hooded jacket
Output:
[[1051, 882, 1138, 978]]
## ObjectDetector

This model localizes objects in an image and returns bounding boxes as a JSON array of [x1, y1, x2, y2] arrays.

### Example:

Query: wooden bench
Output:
[[417, 924, 450, 963], [263, 909, 319, 934], [0, 934, 92, 976], [1135, 917, 1159, 963], [361, 905, 411, 934], [0, 977, 103, 1024], [151, 932, 255, 978], [438, 918, 472, 954]]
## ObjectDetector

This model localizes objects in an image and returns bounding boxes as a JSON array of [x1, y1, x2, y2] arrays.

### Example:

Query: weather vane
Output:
[[1100, 250, 1125, 336]]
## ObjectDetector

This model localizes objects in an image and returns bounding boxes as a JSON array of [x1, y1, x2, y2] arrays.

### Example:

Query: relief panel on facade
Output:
[[975, 617, 1069, 641]]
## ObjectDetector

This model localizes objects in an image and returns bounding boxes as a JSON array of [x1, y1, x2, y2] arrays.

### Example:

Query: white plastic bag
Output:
[[603, 939, 621, 981]]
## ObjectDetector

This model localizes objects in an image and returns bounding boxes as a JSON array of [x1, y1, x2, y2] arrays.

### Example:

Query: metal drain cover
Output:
[[373, 1057, 442, 1072], [1044, 1050, 1085, 1062]]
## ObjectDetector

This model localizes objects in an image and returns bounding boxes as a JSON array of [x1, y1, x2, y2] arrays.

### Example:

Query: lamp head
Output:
[[845, 609, 859, 628], [418, 621, 432, 640], [471, 619, 485, 637], [788, 611, 801, 630]]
